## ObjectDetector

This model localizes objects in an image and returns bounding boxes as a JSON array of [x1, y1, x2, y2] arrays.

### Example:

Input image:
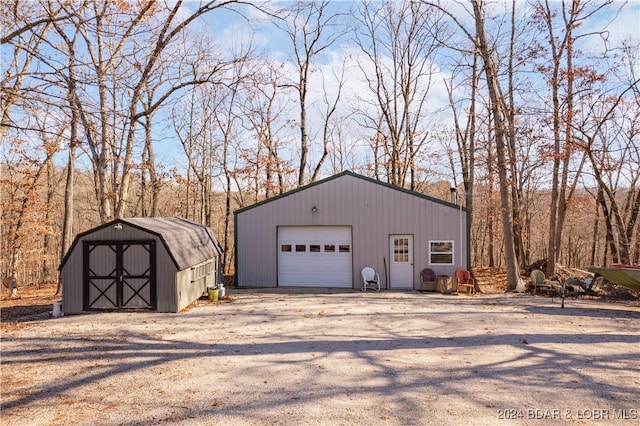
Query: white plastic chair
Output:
[[361, 266, 380, 292]]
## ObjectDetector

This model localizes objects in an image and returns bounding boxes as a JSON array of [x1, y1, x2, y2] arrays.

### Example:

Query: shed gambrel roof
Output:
[[124, 217, 223, 270], [234, 170, 468, 214], [59, 217, 223, 271]]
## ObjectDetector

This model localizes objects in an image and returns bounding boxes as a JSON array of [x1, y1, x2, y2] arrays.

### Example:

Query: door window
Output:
[[393, 237, 410, 262]]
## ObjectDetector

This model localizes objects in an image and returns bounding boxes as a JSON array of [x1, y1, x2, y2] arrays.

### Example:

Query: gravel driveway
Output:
[[1, 290, 639, 425]]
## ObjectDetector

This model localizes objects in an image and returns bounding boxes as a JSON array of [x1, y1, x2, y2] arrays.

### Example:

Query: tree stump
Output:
[[2, 276, 19, 298], [436, 275, 453, 294]]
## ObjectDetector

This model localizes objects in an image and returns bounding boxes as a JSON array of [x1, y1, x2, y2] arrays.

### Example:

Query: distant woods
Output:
[[2, 0, 638, 289]]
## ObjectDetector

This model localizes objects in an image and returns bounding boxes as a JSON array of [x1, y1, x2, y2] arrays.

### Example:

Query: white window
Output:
[[429, 241, 454, 265]]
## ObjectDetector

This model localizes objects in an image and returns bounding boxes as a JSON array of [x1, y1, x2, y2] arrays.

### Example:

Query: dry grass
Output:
[[0, 281, 60, 330]]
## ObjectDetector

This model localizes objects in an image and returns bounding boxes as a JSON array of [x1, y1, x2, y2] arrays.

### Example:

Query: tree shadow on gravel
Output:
[[3, 327, 639, 423], [3, 292, 639, 424], [524, 305, 639, 318]]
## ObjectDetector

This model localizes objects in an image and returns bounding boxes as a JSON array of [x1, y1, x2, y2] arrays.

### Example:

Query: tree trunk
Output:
[[472, 0, 519, 290]]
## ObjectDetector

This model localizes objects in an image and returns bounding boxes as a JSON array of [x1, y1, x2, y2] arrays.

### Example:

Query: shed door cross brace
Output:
[[83, 240, 156, 310]]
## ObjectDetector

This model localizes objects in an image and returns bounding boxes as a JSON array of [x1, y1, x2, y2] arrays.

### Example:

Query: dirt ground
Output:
[[1, 270, 639, 426]]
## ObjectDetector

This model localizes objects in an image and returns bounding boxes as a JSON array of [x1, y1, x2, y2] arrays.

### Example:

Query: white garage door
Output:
[[278, 226, 352, 287]]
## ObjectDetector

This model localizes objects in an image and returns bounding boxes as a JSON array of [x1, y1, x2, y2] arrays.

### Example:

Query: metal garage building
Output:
[[234, 171, 471, 290], [59, 217, 223, 314]]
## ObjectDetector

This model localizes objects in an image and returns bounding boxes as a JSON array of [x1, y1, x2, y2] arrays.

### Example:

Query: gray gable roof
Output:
[[234, 170, 467, 215], [123, 217, 223, 270], [59, 217, 223, 271]]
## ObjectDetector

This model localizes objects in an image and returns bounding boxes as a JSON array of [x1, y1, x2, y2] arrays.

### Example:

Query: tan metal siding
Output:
[[236, 173, 469, 289]]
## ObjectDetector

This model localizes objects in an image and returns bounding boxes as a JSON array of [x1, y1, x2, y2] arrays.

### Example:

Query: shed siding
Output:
[[236, 173, 469, 289], [61, 247, 83, 313], [155, 241, 178, 312], [61, 223, 178, 313], [61, 218, 221, 314], [175, 258, 216, 312]]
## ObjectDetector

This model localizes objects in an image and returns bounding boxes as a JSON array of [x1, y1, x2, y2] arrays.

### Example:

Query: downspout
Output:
[[451, 187, 465, 268], [234, 212, 238, 288]]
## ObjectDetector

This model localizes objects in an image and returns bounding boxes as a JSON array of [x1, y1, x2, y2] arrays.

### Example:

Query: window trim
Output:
[[428, 240, 454, 265]]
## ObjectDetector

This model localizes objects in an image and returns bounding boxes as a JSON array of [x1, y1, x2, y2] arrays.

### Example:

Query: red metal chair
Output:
[[455, 269, 476, 295]]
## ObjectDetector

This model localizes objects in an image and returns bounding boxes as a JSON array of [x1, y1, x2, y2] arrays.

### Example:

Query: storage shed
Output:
[[59, 217, 223, 314], [235, 171, 471, 290]]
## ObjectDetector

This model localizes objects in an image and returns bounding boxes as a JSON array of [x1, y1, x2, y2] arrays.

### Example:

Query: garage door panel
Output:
[[278, 227, 352, 288], [279, 254, 351, 286]]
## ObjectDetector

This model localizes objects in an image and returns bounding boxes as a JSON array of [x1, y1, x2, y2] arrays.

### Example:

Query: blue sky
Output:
[[146, 0, 639, 179], [8, 0, 635, 183]]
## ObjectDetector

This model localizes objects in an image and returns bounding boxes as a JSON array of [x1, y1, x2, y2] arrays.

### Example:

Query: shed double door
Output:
[[83, 241, 156, 310]]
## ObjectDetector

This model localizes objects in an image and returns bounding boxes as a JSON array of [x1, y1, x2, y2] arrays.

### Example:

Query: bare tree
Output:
[[470, 0, 519, 289], [214, 59, 249, 273], [354, 0, 443, 190], [531, 0, 613, 276], [241, 60, 293, 198], [47, 1, 91, 281], [444, 48, 479, 217], [1, 0, 58, 142], [2, 1, 86, 286], [139, 78, 166, 218], [173, 86, 213, 222], [505, 0, 530, 269], [0, 115, 60, 283], [47, 0, 258, 222], [328, 118, 361, 174], [276, 0, 347, 186], [577, 84, 640, 265], [425, 0, 520, 289], [310, 60, 347, 182]]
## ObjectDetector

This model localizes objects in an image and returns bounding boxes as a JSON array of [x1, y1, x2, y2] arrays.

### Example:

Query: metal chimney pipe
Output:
[[450, 187, 457, 204]]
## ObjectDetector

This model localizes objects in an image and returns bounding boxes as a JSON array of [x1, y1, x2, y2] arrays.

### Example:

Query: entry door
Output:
[[389, 235, 414, 288], [84, 241, 156, 310]]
